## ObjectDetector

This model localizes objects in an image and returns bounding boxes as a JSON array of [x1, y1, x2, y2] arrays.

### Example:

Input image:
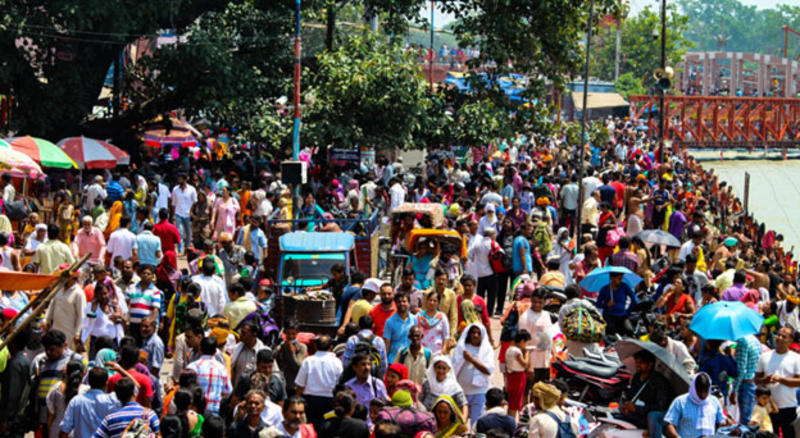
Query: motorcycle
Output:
[[552, 347, 631, 404]]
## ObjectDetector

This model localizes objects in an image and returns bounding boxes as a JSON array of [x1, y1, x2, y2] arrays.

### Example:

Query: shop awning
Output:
[[572, 92, 629, 110]]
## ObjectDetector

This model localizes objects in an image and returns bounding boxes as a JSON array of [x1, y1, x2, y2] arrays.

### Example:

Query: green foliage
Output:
[[128, 2, 294, 152], [441, 0, 618, 91], [677, 0, 800, 57], [303, 32, 432, 150], [0, 0, 231, 138], [591, 5, 692, 85], [615, 72, 646, 99], [451, 98, 513, 148]]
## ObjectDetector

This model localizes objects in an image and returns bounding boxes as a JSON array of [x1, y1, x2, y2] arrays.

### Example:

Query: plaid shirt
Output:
[[610, 250, 640, 272], [187, 355, 232, 414], [734, 334, 762, 391]]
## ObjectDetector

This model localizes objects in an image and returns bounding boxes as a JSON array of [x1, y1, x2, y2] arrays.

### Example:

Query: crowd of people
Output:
[[0, 116, 798, 438]]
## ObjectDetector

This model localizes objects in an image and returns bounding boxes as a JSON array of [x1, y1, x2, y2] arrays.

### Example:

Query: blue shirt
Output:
[[93, 401, 160, 438], [383, 313, 418, 362], [337, 284, 362, 323], [596, 282, 638, 317], [236, 226, 268, 262], [135, 231, 162, 266], [664, 394, 725, 438], [512, 235, 531, 273], [60, 389, 120, 438]]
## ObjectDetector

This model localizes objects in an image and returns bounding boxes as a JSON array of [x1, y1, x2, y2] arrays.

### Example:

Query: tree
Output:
[[302, 32, 433, 151], [441, 0, 621, 90], [451, 98, 512, 147], [0, 0, 234, 139], [591, 5, 692, 86], [676, 0, 800, 56], [125, 2, 294, 153], [615, 72, 646, 99]]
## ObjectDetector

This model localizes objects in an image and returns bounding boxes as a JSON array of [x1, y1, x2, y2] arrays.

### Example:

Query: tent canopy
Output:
[[572, 92, 629, 110]]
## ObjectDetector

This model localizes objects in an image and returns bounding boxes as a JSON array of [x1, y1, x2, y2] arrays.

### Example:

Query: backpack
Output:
[[544, 410, 577, 438], [376, 406, 436, 438], [561, 305, 606, 343], [500, 303, 520, 342], [122, 409, 155, 438], [4, 199, 29, 221], [397, 347, 431, 368], [354, 334, 382, 377], [237, 309, 280, 348], [489, 241, 509, 274]]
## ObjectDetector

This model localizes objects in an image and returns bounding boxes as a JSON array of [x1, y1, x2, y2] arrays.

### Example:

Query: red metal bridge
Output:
[[628, 95, 800, 149]]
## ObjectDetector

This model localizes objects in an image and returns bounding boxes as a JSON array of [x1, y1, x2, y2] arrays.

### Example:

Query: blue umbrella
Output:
[[689, 301, 764, 341], [579, 266, 642, 292]]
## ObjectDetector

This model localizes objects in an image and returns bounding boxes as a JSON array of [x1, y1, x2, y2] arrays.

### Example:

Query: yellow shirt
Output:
[[223, 296, 257, 329], [750, 404, 773, 433], [351, 299, 373, 324]]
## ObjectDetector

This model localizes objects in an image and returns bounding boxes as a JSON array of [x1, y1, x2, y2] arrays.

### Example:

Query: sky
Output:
[[425, 0, 800, 29]]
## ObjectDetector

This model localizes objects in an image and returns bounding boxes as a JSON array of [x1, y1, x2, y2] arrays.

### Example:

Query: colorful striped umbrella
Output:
[[0, 144, 45, 177], [140, 117, 201, 148], [57, 136, 130, 169], [5, 136, 77, 169]]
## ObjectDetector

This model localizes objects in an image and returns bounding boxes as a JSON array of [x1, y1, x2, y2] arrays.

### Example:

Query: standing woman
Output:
[[211, 186, 240, 240], [496, 217, 516, 316], [81, 282, 124, 357], [452, 323, 495, 426], [595, 202, 618, 265], [421, 356, 469, 420], [46, 360, 87, 438], [190, 191, 212, 249], [134, 175, 149, 207], [57, 193, 76, 244], [432, 395, 468, 438], [418, 290, 451, 354]]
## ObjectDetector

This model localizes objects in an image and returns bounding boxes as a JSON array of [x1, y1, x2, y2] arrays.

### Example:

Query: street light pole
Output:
[[292, 0, 302, 161], [658, 0, 667, 165], [430, 0, 435, 93], [574, 0, 595, 242]]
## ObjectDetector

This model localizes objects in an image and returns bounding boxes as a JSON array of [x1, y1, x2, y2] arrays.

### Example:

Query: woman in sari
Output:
[[418, 290, 451, 354], [211, 186, 240, 239], [134, 175, 148, 207], [157, 250, 181, 300], [421, 355, 468, 420], [104, 201, 123, 239], [190, 191, 212, 249], [56, 194, 76, 243], [432, 395, 467, 438]]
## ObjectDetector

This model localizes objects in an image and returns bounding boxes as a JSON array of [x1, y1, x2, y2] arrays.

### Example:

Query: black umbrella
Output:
[[634, 229, 682, 248], [614, 338, 691, 395]]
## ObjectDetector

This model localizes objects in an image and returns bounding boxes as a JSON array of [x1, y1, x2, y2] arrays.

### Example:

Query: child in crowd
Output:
[[750, 386, 778, 433], [504, 329, 531, 417]]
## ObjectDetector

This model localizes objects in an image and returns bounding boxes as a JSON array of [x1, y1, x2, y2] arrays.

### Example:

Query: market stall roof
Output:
[[280, 232, 355, 253], [572, 92, 629, 110], [0, 270, 58, 291]]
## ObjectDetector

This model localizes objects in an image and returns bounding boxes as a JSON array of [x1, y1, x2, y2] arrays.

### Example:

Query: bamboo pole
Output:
[[0, 253, 90, 351]]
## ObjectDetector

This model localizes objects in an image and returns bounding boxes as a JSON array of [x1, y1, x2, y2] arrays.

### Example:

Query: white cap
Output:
[[362, 278, 383, 294]]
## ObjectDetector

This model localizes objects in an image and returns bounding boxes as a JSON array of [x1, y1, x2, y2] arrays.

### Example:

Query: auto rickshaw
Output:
[[394, 227, 467, 287]]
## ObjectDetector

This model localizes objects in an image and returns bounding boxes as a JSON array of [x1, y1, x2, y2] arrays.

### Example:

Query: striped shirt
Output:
[[187, 355, 232, 414], [127, 282, 163, 324], [93, 402, 160, 438], [734, 334, 762, 391], [32, 350, 85, 422]]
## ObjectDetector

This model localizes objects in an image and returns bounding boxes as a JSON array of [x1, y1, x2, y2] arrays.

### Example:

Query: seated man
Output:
[[619, 350, 673, 438], [665, 372, 728, 438]]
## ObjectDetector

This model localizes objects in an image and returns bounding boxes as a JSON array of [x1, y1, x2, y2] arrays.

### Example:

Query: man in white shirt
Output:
[[389, 177, 405, 211], [294, 335, 343, 432], [105, 216, 138, 266], [519, 289, 554, 383], [582, 172, 602, 199], [83, 175, 106, 213], [170, 173, 197, 254], [45, 273, 86, 351], [755, 327, 800, 437], [469, 228, 497, 304], [1, 174, 14, 205], [153, 175, 170, 216], [651, 327, 696, 375], [581, 190, 600, 234], [190, 257, 228, 317]]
